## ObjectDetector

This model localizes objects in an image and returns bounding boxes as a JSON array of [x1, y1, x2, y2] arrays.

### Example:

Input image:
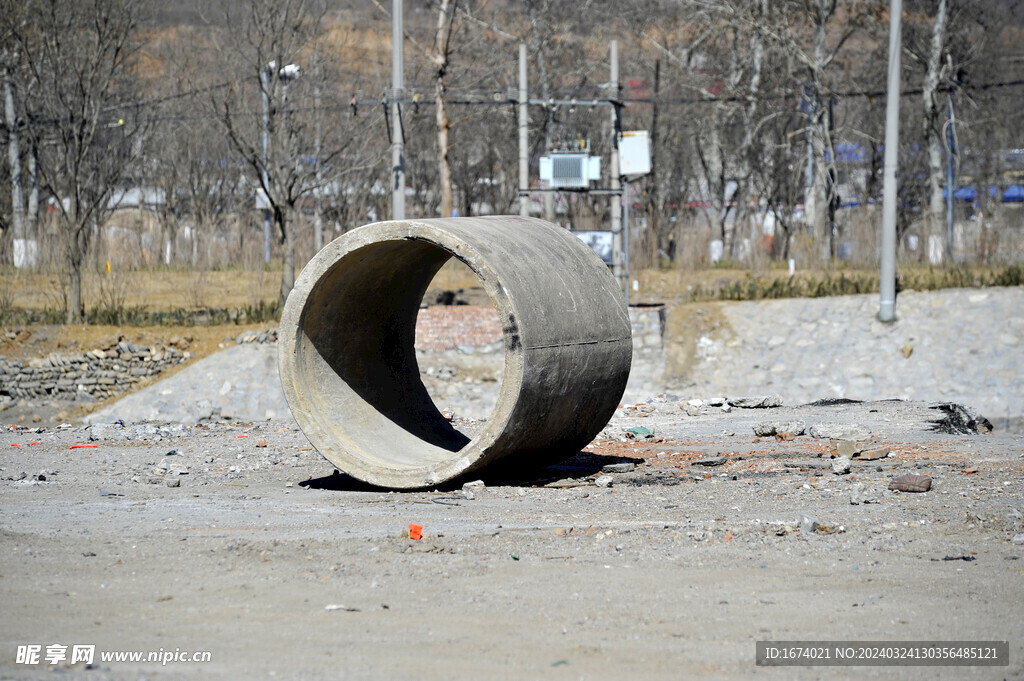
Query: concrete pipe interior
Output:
[[279, 217, 632, 489]]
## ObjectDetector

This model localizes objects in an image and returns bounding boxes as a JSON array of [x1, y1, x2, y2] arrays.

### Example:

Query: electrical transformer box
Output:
[[618, 130, 651, 177], [540, 153, 602, 188]]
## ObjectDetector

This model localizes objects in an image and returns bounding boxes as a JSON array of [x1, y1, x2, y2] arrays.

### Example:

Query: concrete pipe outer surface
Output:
[[278, 216, 632, 489]]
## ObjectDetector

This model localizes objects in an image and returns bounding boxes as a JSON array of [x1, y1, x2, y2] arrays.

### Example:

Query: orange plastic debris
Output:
[[408, 524, 423, 541], [69, 444, 98, 449]]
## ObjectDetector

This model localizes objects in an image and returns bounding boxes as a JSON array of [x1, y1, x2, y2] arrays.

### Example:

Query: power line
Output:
[[6, 77, 1022, 134]]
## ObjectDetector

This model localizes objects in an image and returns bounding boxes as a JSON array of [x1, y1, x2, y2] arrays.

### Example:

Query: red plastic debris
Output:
[[408, 524, 423, 541], [69, 444, 99, 450]]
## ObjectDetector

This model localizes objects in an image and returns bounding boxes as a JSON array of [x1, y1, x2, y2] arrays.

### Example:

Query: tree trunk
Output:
[[66, 205, 85, 324], [313, 51, 324, 252], [67, 264, 84, 324], [704, 123, 727, 258], [27, 139, 38, 244], [434, 0, 455, 218], [647, 58, 662, 259], [803, 0, 840, 261], [4, 65, 30, 268], [526, 0, 555, 223], [277, 208, 295, 308], [923, 0, 949, 264], [435, 75, 453, 217], [732, 2, 766, 261]]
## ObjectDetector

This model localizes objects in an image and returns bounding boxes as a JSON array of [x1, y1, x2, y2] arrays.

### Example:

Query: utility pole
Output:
[[519, 43, 529, 218], [879, 0, 902, 323], [609, 40, 623, 292], [391, 0, 405, 220]]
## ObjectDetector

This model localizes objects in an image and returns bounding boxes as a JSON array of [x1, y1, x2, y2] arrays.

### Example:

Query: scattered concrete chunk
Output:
[[849, 483, 881, 505], [753, 420, 806, 437], [729, 395, 783, 409], [833, 439, 862, 458], [799, 514, 819, 535], [856, 447, 890, 461], [831, 456, 852, 475], [809, 423, 871, 440]]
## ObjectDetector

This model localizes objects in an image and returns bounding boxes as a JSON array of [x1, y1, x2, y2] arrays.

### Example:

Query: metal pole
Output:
[[624, 180, 630, 308], [610, 40, 623, 292], [519, 44, 529, 217], [391, 0, 405, 220], [945, 91, 955, 261], [879, 0, 902, 322], [260, 69, 272, 264]]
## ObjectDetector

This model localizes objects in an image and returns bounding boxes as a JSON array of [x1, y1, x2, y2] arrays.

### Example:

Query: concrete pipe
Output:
[[278, 216, 632, 489]]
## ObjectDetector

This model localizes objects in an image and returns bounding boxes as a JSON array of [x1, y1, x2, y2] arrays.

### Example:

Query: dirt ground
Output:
[[1, 398, 1022, 680]]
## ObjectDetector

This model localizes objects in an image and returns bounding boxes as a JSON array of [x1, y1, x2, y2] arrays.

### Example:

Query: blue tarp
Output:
[[953, 186, 977, 201], [941, 185, 1023, 203]]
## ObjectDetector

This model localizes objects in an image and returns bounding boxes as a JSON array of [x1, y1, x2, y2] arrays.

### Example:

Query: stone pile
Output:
[[235, 329, 278, 345], [0, 338, 189, 401]]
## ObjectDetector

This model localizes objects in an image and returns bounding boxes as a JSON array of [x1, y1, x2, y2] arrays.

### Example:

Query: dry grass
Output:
[[3, 269, 278, 312], [1, 259, 482, 314], [1, 261, 1019, 327]]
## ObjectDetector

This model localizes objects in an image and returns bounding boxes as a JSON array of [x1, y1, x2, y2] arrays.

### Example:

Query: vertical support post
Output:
[[879, 0, 902, 323], [610, 40, 623, 292], [391, 0, 405, 220], [945, 91, 955, 261], [623, 180, 630, 308], [519, 43, 529, 217], [260, 69, 272, 264]]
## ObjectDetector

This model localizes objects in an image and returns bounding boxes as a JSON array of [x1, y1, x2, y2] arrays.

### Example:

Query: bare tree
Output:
[[639, 3, 761, 258], [919, 0, 949, 262], [7, 0, 144, 322], [213, 0, 328, 307], [762, 0, 870, 259]]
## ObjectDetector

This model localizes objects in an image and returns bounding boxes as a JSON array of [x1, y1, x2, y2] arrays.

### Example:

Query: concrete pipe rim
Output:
[[278, 220, 524, 489]]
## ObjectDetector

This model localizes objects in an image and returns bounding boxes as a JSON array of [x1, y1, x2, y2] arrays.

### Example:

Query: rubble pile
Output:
[[0, 336, 189, 401]]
